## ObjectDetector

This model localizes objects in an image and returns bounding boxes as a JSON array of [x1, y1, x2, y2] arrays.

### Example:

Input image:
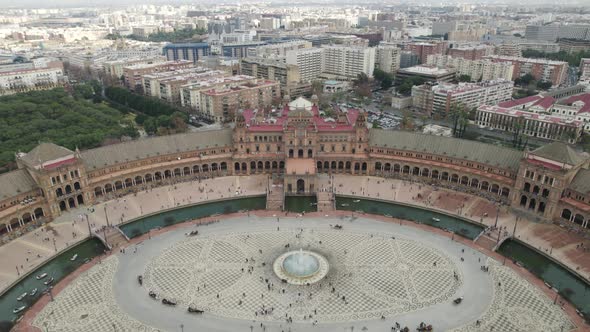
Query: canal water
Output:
[[0, 238, 105, 323], [284, 195, 318, 213], [335, 196, 484, 240], [120, 196, 266, 238], [499, 239, 590, 320]]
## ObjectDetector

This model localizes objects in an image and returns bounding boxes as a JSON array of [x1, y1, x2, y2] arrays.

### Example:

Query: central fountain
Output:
[[273, 249, 329, 285]]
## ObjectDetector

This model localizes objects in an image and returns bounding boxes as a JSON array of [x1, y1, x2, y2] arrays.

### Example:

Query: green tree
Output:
[[515, 73, 535, 86], [448, 103, 468, 138], [458, 74, 471, 82], [128, 27, 207, 43], [536, 81, 552, 90], [0, 88, 139, 171], [396, 76, 425, 95]]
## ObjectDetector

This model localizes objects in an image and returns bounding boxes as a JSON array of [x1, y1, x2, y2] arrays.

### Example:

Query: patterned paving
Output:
[[143, 229, 462, 322], [30, 225, 577, 331], [33, 257, 159, 332], [451, 259, 575, 332]]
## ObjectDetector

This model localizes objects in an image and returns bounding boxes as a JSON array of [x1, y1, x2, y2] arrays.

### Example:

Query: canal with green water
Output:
[[284, 195, 318, 213], [0, 238, 105, 323], [335, 196, 484, 239], [498, 239, 590, 320], [119, 196, 266, 238]]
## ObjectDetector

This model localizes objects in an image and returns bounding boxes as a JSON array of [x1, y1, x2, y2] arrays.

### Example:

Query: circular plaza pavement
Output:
[[33, 215, 575, 332]]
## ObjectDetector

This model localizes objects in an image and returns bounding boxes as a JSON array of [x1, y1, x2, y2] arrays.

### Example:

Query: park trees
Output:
[[0, 88, 139, 172]]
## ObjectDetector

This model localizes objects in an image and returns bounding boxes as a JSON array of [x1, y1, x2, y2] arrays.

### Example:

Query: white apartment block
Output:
[[427, 55, 513, 82], [141, 68, 227, 103], [103, 56, 166, 79], [180, 75, 256, 111], [375, 45, 401, 74], [249, 40, 312, 58], [0, 65, 67, 95], [286, 48, 324, 82], [431, 80, 514, 115], [321, 46, 375, 79]]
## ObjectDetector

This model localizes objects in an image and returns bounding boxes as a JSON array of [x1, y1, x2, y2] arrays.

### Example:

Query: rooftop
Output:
[[369, 130, 523, 171], [0, 169, 38, 200], [240, 97, 361, 133], [18, 143, 74, 168], [478, 105, 583, 127], [530, 142, 586, 166], [398, 65, 455, 76]]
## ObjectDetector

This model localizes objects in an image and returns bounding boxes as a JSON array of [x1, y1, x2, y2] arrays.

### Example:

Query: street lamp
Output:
[[494, 204, 500, 228], [180, 324, 184, 332], [83, 213, 91, 236], [512, 217, 520, 238]]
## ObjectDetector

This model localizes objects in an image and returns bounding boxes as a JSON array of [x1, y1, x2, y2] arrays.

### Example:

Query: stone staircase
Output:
[[317, 191, 335, 212], [266, 175, 284, 211]]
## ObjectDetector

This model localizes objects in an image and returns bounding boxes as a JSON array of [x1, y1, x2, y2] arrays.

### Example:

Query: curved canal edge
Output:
[[0, 238, 105, 323], [335, 195, 485, 240], [119, 195, 266, 238], [499, 238, 590, 322], [0, 196, 266, 325]]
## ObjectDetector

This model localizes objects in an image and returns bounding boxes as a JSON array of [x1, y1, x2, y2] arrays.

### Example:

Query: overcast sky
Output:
[[0, 0, 586, 9]]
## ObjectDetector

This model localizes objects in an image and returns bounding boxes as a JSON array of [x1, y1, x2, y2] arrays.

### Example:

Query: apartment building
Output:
[[400, 51, 420, 68], [285, 48, 323, 82], [103, 56, 166, 79], [374, 45, 401, 74], [132, 26, 160, 38], [476, 105, 583, 143], [396, 65, 456, 84], [321, 46, 375, 79], [431, 80, 514, 116], [411, 82, 435, 114], [525, 24, 590, 42], [163, 43, 211, 63], [222, 41, 267, 58], [447, 45, 494, 60], [188, 78, 280, 122], [240, 57, 309, 96], [486, 55, 568, 86], [181, 75, 255, 111], [123, 60, 193, 91], [496, 44, 522, 57], [241, 58, 300, 85], [249, 40, 312, 58], [141, 68, 227, 104], [0, 62, 67, 95], [426, 55, 513, 81], [558, 39, 590, 54], [407, 41, 447, 64], [519, 41, 560, 53]]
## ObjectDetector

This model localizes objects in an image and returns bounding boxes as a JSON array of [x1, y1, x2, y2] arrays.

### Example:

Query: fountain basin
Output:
[[273, 250, 329, 285]]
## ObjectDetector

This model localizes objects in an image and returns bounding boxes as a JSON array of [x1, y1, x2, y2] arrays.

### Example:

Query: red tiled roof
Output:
[[498, 95, 543, 108], [531, 96, 555, 110], [242, 103, 360, 133], [563, 93, 590, 114]]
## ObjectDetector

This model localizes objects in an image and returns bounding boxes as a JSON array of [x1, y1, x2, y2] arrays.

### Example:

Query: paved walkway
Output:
[[324, 175, 590, 282], [24, 215, 576, 332], [0, 176, 267, 294]]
